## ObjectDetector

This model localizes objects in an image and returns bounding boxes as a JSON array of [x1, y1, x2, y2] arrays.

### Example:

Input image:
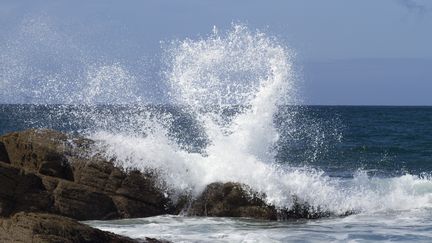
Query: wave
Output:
[[3, 21, 432, 215], [87, 25, 432, 215]]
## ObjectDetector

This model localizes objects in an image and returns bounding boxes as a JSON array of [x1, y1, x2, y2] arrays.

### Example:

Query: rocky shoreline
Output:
[[0, 129, 332, 242]]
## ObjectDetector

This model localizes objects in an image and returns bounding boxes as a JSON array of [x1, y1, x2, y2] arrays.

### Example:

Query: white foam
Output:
[[86, 210, 432, 242]]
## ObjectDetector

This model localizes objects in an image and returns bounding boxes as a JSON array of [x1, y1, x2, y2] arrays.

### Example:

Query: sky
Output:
[[0, 0, 431, 105]]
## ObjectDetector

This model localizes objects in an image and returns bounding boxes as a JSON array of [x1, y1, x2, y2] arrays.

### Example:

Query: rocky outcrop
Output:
[[0, 129, 172, 220], [0, 129, 337, 226], [0, 129, 173, 242], [187, 182, 278, 220], [0, 212, 138, 243], [187, 182, 332, 220]]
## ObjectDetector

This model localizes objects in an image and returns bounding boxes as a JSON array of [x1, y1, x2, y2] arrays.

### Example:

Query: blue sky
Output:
[[1, 0, 431, 105]]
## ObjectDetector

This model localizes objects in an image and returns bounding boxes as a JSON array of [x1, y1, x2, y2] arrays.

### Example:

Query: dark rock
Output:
[[52, 181, 119, 220], [0, 212, 139, 243], [188, 182, 334, 220], [0, 141, 10, 163], [0, 129, 338, 224], [277, 196, 332, 220], [39, 160, 74, 181], [0, 129, 74, 181], [114, 170, 171, 216], [187, 182, 278, 220], [0, 162, 52, 217], [0, 129, 171, 220], [70, 159, 171, 218]]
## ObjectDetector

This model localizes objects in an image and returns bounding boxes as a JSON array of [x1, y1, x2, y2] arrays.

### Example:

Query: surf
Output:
[[3, 21, 432, 216], [85, 25, 432, 216]]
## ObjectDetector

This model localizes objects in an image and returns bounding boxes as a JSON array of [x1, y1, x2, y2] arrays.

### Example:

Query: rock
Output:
[[0, 129, 74, 180], [53, 181, 119, 220], [0, 162, 52, 217], [0, 212, 139, 243], [0, 141, 10, 163], [112, 170, 171, 217], [70, 160, 172, 219], [187, 182, 332, 220], [0, 129, 172, 220], [187, 182, 278, 220], [0, 129, 337, 222]]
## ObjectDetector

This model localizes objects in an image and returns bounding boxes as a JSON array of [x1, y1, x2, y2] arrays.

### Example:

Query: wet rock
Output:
[[0, 141, 10, 163], [188, 182, 332, 220], [113, 170, 171, 217], [0, 129, 74, 181], [39, 160, 74, 181], [0, 162, 52, 217], [0, 212, 138, 243], [187, 182, 278, 220], [0, 129, 336, 223], [70, 159, 171, 219], [0, 129, 171, 220], [53, 181, 119, 220]]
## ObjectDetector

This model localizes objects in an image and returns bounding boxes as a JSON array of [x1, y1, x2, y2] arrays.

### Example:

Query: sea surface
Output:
[[2, 105, 432, 242], [1, 105, 432, 176]]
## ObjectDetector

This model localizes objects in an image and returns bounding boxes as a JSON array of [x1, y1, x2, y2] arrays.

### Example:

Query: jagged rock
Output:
[[0, 129, 336, 223], [0, 212, 139, 243], [0, 129, 74, 180], [187, 182, 278, 220], [0, 129, 172, 220], [0, 162, 52, 217], [53, 181, 119, 220], [187, 182, 333, 220]]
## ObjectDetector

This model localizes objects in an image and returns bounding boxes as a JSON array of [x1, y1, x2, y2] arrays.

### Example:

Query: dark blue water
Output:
[[2, 105, 431, 177]]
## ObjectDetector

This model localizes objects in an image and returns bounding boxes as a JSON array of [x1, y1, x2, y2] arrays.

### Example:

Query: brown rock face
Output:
[[53, 181, 119, 220], [0, 129, 337, 223], [0, 212, 138, 243], [187, 182, 278, 220], [187, 182, 332, 220], [0, 129, 74, 180], [0, 129, 172, 220], [0, 162, 52, 216]]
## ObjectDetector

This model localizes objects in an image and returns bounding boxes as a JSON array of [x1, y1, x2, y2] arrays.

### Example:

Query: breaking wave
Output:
[[3, 21, 432, 215], [88, 25, 432, 215]]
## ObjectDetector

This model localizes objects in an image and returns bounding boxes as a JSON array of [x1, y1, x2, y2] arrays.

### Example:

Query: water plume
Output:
[[93, 24, 432, 215]]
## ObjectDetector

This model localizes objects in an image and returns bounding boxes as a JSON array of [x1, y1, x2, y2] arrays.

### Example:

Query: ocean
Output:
[[2, 105, 432, 177], [2, 25, 432, 242]]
